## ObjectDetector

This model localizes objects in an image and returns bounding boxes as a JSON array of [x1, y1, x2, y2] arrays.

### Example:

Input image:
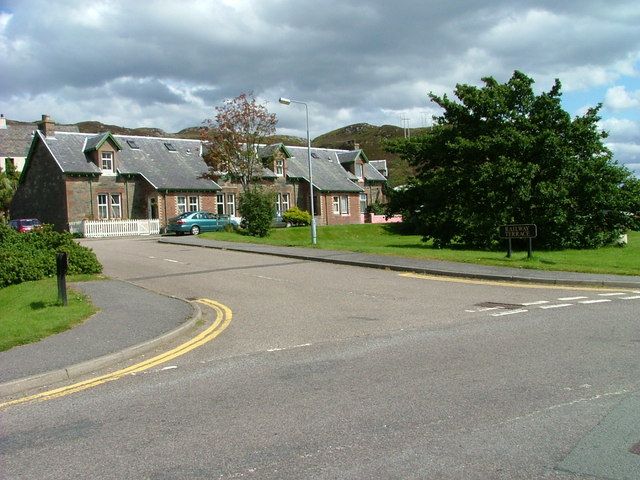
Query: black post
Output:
[[507, 238, 512, 258], [528, 238, 533, 258], [56, 252, 68, 306]]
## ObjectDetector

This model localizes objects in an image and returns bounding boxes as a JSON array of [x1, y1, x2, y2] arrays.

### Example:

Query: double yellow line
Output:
[[0, 299, 232, 409]]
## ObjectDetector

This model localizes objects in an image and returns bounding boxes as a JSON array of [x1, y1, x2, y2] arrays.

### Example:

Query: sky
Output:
[[1, 0, 639, 175]]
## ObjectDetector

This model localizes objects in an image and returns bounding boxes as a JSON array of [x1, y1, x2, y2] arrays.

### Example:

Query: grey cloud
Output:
[[108, 78, 186, 106], [1, 0, 639, 171]]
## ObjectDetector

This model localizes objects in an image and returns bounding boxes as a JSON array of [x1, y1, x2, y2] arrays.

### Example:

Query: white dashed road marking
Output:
[[540, 303, 573, 309], [467, 291, 639, 316]]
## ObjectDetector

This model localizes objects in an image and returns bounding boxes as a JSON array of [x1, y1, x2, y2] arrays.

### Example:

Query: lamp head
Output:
[[279, 97, 291, 105]]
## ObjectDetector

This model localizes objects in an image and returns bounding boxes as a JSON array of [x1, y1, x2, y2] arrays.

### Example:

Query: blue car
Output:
[[166, 211, 238, 235]]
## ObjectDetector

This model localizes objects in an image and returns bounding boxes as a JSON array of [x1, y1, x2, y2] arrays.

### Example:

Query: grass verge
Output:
[[0, 276, 99, 352], [200, 224, 640, 276]]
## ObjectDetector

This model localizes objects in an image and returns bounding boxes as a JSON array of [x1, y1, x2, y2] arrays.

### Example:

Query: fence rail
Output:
[[69, 219, 161, 238]]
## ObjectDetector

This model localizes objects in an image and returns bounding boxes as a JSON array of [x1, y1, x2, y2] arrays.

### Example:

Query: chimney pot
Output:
[[38, 114, 55, 137]]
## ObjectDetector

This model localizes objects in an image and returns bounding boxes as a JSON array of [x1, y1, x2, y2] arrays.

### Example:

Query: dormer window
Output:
[[275, 158, 284, 176], [356, 163, 363, 179], [101, 151, 115, 173]]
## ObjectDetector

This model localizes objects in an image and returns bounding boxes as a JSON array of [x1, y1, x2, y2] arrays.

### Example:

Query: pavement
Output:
[[2, 235, 639, 398]]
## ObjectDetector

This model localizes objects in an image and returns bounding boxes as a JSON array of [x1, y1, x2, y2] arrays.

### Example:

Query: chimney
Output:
[[0, 114, 6, 129], [38, 114, 55, 137], [347, 139, 360, 151]]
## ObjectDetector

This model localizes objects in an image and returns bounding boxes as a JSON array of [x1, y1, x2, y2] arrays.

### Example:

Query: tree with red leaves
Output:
[[202, 92, 278, 193]]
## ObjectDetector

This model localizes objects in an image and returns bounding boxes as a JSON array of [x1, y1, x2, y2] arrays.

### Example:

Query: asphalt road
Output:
[[1, 237, 638, 479]]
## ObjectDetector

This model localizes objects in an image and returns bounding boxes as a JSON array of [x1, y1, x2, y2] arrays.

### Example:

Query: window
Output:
[[177, 196, 187, 214], [110, 194, 122, 218], [97, 193, 122, 219], [275, 158, 284, 176], [226, 193, 235, 216], [332, 195, 349, 215], [359, 194, 367, 213], [332, 196, 340, 214], [98, 194, 109, 219], [216, 194, 225, 214], [164, 142, 177, 152], [188, 196, 199, 212], [356, 163, 363, 178], [281, 193, 290, 213], [126, 139, 139, 149], [101, 151, 114, 173], [340, 195, 349, 214]]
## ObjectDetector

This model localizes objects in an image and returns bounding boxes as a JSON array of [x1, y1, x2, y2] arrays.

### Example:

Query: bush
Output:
[[238, 188, 277, 237], [0, 224, 103, 288], [366, 201, 388, 215], [282, 207, 311, 226]]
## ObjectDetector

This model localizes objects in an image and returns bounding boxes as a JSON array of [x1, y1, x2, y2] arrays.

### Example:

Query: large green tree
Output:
[[387, 71, 640, 249]]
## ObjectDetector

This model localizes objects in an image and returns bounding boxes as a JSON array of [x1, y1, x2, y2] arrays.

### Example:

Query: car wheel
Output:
[[190, 225, 200, 235]]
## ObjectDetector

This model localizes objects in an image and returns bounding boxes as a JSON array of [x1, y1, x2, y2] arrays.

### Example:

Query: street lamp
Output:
[[279, 97, 317, 244]]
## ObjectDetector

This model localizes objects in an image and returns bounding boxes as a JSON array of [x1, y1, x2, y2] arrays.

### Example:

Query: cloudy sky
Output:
[[1, 0, 639, 174]]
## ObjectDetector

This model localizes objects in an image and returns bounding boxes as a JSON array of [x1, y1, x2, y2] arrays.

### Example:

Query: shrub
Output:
[[366, 201, 388, 215], [238, 187, 277, 237], [0, 224, 102, 288], [282, 207, 311, 226]]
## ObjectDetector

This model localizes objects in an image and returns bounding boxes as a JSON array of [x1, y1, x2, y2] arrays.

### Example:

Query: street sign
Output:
[[499, 224, 537, 239], [499, 224, 537, 258]]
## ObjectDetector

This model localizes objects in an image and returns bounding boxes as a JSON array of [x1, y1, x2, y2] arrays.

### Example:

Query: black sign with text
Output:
[[499, 224, 537, 239]]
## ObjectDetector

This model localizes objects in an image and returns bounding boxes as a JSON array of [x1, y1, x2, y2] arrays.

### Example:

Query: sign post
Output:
[[56, 251, 68, 306], [499, 224, 537, 258]]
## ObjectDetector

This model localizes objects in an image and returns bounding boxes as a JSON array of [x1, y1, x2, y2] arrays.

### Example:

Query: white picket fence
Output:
[[69, 219, 161, 238]]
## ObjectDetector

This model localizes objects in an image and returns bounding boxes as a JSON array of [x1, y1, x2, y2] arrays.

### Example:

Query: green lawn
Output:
[[201, 224, 640, 276], [0, 276, 98, 352]]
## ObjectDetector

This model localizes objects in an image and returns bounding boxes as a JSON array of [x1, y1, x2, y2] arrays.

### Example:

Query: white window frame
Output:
[[110, 194, 122, 218], [177, 196, 187, 214], [216, 194, 225, 214], [275, 158, 284, 176], [356, 163, 363, 179], [340, 195, 349, 214], [275, 193, 282, 216], [101, 151, 115, 174], [226, 193, 235, 216], [359, 193, 367, 213], [281, 193, 290, 213], [98, 194, 109, 219], [97, 193, 122, 219], [188, 195, 199, 212], [332, 196, 340, 214]]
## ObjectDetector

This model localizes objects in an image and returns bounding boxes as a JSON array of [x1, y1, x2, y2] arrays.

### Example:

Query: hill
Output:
[[312, 123, 426, 186]]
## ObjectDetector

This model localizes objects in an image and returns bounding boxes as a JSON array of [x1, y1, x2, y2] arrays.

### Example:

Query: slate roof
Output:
[[34, 131, 221, 191], [283, 146, 364, 192], [0, 123, 78, 157], [260, 144, 388, 191], [363, 162, 387, 182], [369, 160, 388, 177]]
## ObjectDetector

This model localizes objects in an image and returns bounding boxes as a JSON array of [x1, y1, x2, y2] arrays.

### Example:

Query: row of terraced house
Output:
[[3, 115, 391, 233]]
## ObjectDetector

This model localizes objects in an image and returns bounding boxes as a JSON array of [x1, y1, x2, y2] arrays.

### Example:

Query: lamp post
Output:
[[279, 97, 317, 244]]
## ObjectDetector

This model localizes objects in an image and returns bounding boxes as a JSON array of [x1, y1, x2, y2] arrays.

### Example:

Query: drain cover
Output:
[[475, 301, 524, 309]]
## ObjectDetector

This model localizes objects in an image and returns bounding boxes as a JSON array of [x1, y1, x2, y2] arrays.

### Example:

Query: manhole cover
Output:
[[475, 301, 524, 309]]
